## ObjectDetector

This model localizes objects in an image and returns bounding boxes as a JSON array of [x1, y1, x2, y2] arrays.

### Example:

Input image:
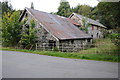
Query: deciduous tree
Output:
[[73, 4, 92, 17], [57, 0, 72, 17], [2, 11, 22, 47]]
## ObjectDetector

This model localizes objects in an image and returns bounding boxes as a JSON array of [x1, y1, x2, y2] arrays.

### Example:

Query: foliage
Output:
[[57, 0, 72, 17], [109, 33, 120, 47], [19, 19, 37, 50], [92, 38, 119, 55], [73, 4, 92, 17], [80, 17, 91, 33], [1, 1, 13, 17], [2, 11, 22, 47], [92, 2, 120, 29]]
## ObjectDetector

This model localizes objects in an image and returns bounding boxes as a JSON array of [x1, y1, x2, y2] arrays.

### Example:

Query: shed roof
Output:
[[67, 18, 81, 26], [69, 13, 106, 28], [20, 8, 91, 40]]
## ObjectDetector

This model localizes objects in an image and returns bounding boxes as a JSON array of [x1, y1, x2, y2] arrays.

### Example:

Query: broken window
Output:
[[91, 35, 93, 37], [97, 33, 98, 37]]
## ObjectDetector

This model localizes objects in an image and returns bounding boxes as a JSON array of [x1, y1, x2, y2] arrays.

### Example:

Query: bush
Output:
[[109, 33, 120, 47]]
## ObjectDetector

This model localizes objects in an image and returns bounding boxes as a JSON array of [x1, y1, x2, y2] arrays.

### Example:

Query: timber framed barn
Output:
[[19, 8, 92, 52]]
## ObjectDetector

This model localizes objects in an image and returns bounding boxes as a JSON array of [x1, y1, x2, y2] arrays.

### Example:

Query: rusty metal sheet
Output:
[[67, 18, 80, 26], [26, 8, 91, 40], [75, 13, 106, 28]]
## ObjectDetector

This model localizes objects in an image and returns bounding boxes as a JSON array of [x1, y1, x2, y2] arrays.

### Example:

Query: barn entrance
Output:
[[49, 40, 56, 50]]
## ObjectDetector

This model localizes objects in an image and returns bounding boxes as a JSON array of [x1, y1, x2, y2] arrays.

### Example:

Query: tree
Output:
[[79, 5, 92, 17], [19, 19, 37, 50], [31, 2, 34, 9], [92, 2, 120, 29], [73, 4, 81, 13], [2, 1, 12, 17], [57, 0, 72, 17], [90, 6, 99, 20], [2, 11, 22, 47], [73, 4, 92, 17], [92, 2, 120, 49]]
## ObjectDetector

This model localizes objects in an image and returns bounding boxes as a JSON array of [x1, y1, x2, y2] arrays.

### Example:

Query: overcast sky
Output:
[[1, 0, 99, 13]]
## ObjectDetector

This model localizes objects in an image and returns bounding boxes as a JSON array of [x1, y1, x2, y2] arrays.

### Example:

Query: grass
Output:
[[79, 38, 119, 55], [1, 46, 119, 62], [1, 38, 119, 62]]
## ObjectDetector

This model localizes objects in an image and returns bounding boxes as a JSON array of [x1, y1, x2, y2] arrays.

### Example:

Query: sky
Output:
[[1, 0, 99, 13]]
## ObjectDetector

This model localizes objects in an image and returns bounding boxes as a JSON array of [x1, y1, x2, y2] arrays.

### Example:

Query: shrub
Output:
[[109, 33, 120, 47]]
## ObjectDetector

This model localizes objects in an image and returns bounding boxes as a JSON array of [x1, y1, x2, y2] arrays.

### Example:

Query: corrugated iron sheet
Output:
[[72, 13, 106, 28], [25, 8, 91, 40], [67, 18, 81, 26]]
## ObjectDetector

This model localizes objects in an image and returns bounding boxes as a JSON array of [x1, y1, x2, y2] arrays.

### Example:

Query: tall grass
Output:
[[78, 38, 119, 55]]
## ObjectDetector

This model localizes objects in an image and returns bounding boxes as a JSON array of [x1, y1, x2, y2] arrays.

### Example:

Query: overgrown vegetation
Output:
[[19, 19, 38, 50], [1, 46, 119, 62], [80, 17, 91, 33], [2, 11, 22, 47], [79, 38, 119, 55], [109, 33, 120, 48]]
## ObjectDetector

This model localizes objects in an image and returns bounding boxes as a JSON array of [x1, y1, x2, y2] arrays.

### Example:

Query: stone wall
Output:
[[59, 39, 92, 52], [21, 12, 92, 52], [35, 23, 57, 51]]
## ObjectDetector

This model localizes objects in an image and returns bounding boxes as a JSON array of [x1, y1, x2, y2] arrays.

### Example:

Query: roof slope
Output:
[[20, 8, 91, 40], [70, 13, 106, 28]]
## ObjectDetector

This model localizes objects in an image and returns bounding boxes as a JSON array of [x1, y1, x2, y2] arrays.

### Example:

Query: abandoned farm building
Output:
[[69, 13, 107, 39], [19, 8, 92, 52]]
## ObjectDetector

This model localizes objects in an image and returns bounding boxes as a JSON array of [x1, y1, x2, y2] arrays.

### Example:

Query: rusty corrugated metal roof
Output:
[[24, 8, 91, 40], [67, 18, 81, 26], [70, 13, 106, 28]]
